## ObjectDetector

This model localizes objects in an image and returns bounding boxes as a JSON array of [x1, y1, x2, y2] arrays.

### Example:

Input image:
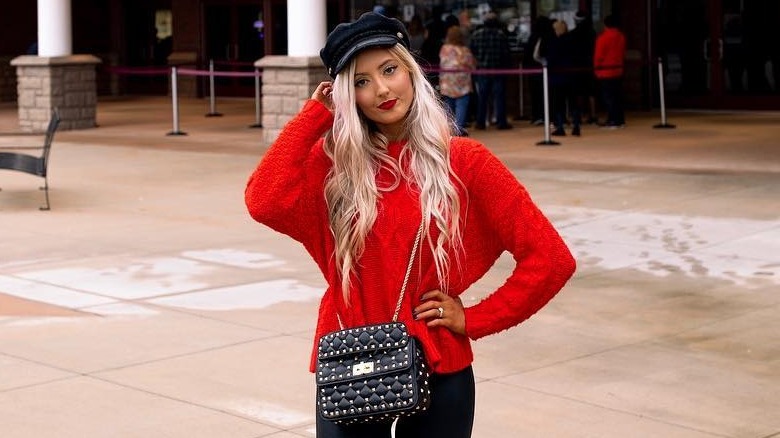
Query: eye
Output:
[[383, 64, 398, 75], [354, 77, 368, 88]]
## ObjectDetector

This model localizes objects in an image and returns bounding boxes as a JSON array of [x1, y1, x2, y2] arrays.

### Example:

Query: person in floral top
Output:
[[439, 25, 476, 136]]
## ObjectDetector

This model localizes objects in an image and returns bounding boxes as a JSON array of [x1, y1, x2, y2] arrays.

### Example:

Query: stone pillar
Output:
[[11, 55, 101, 132], [255, 56, 327, 147], [11, 0, 99, 132], [255, 1, 327, 147]]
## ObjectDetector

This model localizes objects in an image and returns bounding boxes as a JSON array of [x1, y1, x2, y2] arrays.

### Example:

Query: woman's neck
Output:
[[375, 117, 407, 141]]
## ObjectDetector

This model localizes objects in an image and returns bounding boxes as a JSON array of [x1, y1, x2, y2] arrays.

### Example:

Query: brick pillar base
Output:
[[11, 55, 101, 132], [255, 56, 327, 147]]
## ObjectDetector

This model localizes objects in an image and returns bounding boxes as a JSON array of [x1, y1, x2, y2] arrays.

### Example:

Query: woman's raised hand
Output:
[[312, 81, 334, 112]]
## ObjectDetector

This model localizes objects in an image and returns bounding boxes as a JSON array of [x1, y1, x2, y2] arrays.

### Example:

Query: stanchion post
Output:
[[206, 59, 223, 117], [654, 57, 675, 129], [536, 64, 560, 146], [517, 69, 526, 120], [249, 68, 263, 128], [167, 66, 187, 136]]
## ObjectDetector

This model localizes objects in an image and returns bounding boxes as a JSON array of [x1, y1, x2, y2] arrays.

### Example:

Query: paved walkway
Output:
[[0, 97, 778, 437]]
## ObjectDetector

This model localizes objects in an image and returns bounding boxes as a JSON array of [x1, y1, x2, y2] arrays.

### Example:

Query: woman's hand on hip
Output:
[[312, 81, 334, 112], [414, 290, 466, 335]]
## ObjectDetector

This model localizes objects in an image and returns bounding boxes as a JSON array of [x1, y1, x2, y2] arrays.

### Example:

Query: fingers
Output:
[[413, 293, 442, 319], [311, 81, 333, 102], [425, 316, 449, 330], [413, 291, 467, 335], [414, 290, 455, 315], [412, 305, 442, 321], [419, 290, 448, 302], [311, 82, 334, 112]]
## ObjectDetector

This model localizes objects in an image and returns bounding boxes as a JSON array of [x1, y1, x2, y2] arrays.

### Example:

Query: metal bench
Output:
[[0, 109, 61, 210]]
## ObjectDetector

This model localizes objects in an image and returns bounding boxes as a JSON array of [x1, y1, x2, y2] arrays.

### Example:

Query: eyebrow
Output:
[[355, 58, 396, 77]]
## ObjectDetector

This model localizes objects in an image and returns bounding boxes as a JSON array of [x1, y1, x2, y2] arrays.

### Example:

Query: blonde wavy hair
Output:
[[324, 44, 463, 303]]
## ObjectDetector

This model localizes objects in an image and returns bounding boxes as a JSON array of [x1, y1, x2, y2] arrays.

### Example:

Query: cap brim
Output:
[[333, 35, 399, 76]]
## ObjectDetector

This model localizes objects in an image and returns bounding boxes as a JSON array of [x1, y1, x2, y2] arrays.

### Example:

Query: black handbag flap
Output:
[[316, 323, 417, 384], [317, 322, 410, 359]]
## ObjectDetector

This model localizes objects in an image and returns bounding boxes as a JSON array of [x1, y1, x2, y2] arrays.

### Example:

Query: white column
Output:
[[287, 0, 326, 56], [37, 0, 72, 57]]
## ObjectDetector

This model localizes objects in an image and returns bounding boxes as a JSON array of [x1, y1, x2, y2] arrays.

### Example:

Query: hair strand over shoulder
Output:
[[323, 45, 464, 304]]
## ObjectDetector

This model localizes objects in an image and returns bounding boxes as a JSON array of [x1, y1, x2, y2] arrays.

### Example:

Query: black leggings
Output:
[[316, 366, 475, 438]]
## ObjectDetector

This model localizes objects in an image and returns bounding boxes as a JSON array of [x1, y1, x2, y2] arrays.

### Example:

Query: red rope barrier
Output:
[[178, 68, 261, 78], [104, 63, 633, 79], [426, 67, 544, 75], [103, 65, 262, 78], [424, 63, 634, 76]]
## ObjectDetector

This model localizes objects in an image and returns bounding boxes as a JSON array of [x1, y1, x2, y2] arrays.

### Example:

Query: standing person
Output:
[[439, 25, 477, 136], [420, 6, 448, 90], [544, 20, 583, 137], [569, 10, 598, 124], [469, 12, 513, 130], [407, 14, 427, 56], [593, 14, 627, 128], [457, 9, 473, 46], [244, 12, 575, 438]]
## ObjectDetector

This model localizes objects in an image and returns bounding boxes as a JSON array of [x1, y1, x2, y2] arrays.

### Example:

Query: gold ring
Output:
[[437, 307, 444, 318]]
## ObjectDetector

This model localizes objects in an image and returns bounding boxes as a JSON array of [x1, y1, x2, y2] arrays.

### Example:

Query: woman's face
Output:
[[352, 47, 413, 140]]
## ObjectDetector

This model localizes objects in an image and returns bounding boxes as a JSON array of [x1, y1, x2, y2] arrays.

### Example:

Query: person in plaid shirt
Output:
[[469, 12, 513, 130]]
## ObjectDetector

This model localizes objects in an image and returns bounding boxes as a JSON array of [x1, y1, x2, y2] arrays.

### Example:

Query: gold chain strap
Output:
[[335, 218, 425, 329], [392, 219, 425, 322]]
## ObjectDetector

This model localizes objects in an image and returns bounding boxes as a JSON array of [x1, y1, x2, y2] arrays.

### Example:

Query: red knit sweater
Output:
[[245, 100, 575, 374], [594, 27, 627, 79]]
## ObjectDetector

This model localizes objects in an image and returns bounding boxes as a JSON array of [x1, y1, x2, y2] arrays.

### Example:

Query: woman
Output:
[[245, 12, 575, 438], [439, 25, 476, 136]]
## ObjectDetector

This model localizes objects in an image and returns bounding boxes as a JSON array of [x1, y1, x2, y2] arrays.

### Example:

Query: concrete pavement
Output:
[[0, 97, 778, 437]]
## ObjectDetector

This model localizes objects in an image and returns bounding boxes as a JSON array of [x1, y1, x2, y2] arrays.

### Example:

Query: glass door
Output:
[[721, 0, 780, 96], [123, 1, 172, 94], [657, 0, 780, 109], [204, 2, 265, 96]]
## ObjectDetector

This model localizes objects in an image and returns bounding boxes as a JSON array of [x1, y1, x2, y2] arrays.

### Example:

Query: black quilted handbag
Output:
[[316, 221, 431, 424]]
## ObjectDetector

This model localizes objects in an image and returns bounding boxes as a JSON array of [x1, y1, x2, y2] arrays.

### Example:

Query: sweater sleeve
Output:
[[245, 99, 333, 244], [461, 144, 576, 340]]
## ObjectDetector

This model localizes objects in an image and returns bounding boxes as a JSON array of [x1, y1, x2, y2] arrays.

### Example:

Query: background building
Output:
[[1, 0, 778, 113]]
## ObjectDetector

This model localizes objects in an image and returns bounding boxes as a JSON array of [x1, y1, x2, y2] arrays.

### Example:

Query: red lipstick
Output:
[[378, 99, 397, 110]]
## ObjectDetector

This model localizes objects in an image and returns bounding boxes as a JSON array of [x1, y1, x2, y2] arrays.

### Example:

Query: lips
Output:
[[378, 99, 397, 110]]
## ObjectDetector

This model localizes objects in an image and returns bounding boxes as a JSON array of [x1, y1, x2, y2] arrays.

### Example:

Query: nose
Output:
[[375, 77, 390, 96]]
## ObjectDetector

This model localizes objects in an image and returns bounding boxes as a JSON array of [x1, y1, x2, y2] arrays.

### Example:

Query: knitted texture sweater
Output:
[[245, 100, 576, 374]]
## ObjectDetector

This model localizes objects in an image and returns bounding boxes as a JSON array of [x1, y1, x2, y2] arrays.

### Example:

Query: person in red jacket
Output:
[[245, 11, 575, 438], [594, 14, 627, 128]]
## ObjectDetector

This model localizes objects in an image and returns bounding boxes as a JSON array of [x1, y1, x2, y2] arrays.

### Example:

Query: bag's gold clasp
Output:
[[352, 361, 374, 376]]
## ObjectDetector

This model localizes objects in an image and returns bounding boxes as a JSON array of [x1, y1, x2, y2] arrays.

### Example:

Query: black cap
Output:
[[320, 12, 410, 78]]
